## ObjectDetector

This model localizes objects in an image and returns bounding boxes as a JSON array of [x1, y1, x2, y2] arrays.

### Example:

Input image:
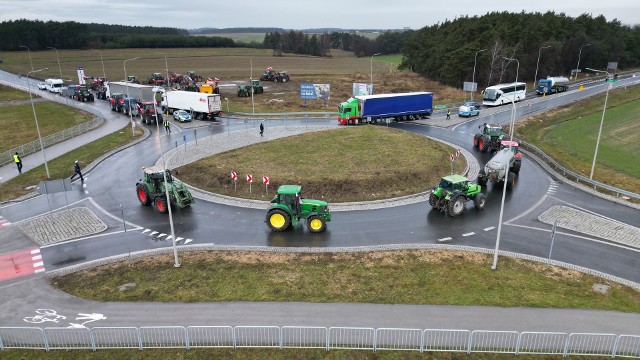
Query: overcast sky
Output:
[[1, 0, 638, 29]]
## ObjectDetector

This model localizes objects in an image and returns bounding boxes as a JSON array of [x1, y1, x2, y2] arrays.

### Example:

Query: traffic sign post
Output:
[[549, 219, 558, 259], [231, 171, 237, 191], [263, 176, 269, 195], [247, 174, 252, 193]]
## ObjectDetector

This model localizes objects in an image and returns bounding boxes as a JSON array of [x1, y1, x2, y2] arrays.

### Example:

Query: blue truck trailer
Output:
[[338, 92, 433, 125]]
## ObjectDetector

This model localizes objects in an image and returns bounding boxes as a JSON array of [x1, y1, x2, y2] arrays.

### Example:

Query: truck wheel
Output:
[[153, 196, 169, 214], [506, 172, 516, 191], [266, 209, 291, 232], [474, 193, 486, 210], [477, 169, 488, 186], [428, 193, 438, 208], [511, 160, 521, 174], [307, 215, 327, 233], [447, 196, 465, 217], [348, 119, 354, 125], [136, 184, 151, 206]]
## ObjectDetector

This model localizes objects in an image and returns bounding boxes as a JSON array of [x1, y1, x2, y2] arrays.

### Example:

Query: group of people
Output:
[[13, 152, 83, 182]]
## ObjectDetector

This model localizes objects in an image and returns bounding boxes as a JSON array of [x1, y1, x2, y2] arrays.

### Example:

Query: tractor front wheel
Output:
[[136, 184, 151, 206], [306, 215, 327, 233], [266, 209, 291, 232], [154, 196, 169, 214], [477, 169, 488, 186], [474, 193, 486, 210], [447, 196, 465, 217], [428, 193, 438, 208]]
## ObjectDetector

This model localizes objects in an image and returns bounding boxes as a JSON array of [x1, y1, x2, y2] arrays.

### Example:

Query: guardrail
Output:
[[0, 326, 638, 356]]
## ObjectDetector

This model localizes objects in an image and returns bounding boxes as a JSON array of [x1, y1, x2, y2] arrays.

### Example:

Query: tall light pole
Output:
[[124, 57, 140, 136], [46, 47, 63, 80], [19, 45, 34, 73], [574, 43, 591, 80], [370, 53, 381, 94], [250, 57, 254, 114], [152, 90, 181, 268], [155, 52, 169, 87], [27, 68, 51, 179], [533, 45, 551, 91], [91, 49, 106, 79], [586, 68, 611, 180], [492, 57, 519, 270], [471, 49, 486, 100]]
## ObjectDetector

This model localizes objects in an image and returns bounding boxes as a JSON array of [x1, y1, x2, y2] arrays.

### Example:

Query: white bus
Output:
[[482, 82, 526, 106], [45, 78, 64, 93]]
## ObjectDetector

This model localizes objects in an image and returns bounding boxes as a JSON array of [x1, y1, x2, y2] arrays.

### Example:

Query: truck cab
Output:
[[338, 97, 360, 125]]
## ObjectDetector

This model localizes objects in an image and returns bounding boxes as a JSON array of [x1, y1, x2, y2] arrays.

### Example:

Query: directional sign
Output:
[[231, 171, 237, 180], [435, 105, 447, 109], [263, 176, 269, 185], [455, 148, 461, 159], [246, 174, 252, 183], [450, 154, 454, 162]]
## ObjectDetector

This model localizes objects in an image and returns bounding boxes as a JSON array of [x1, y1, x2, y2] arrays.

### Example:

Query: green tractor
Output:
[[237, 79, 264, 97], [428, 174, 486, 217], [266, 185, 332, 233], [136, 166, 194, 214], [473, 123, 506, 153]]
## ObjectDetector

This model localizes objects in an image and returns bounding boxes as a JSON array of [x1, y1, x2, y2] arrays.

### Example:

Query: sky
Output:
[[0, 0, 638, 29]]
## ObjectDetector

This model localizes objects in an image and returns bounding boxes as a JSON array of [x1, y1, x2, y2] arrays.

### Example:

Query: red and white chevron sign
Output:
[[456, 148, 461, 158], [246, 174, 253, 183], [231, 171, 237, 180], [450, 154, 454, 162], [263, 176, 269, 185]]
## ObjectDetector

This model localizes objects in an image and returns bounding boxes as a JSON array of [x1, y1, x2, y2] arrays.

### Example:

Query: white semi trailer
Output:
[[162, 91, 222, 120]]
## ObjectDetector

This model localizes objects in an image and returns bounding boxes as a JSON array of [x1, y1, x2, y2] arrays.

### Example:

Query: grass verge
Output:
[[176, 126, 461, 202], [0, 83, 34, 101], [52, 250, 640, 312], [516, 84, 640, 195], [0, 124, 144, 202]]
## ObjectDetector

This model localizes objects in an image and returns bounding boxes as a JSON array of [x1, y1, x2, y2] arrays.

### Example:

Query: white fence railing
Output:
[[0, 326, 638, 357]]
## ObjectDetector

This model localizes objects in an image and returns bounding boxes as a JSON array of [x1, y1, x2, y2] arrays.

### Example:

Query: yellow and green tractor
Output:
[[266, 185, 331, 233]]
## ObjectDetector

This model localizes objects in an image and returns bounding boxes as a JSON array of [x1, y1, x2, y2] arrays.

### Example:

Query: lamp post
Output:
[[91, 49, 106, 79], [471, 49, 487, 100], [370, 53, 381, 94], [124, 57, 140, 136], [574, 43, 591, 80], [585, 68, 611, 180], [250, 57, 254, 114], [533, 45, 551, 91], [491, 57, 519, 270], [155, 52, 169, 87], [152, 90, 181, 268], [19, 45, 34, 73], [224, 98, 229, 113], [27, 68, 51, 179], [47, 47, 63, 80]]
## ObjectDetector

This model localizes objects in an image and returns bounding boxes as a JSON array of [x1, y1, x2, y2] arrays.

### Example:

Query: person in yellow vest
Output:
[[13, 152, 22, 174], [163, 119, 171, 134]]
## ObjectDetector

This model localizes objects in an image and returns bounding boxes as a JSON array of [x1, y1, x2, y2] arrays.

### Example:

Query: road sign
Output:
[[435, 105, 447, 109], [231, 171, 237, 180], [246, 174, 252, 183], [263, 176, 269, 185], [455, 148, 461, 159], [449, 154, 454, 162]]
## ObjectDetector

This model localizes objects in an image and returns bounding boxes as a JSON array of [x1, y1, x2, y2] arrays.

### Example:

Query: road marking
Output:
[[0, 248, 45, 282], [184, 239, 193, 244], [175, 237, 184, 243], [462, 232, 475, 237], [32, 255, 42, 261], [142, 229, 150, 234], [149, 231, 159, 236], [437, 237, 452, 242], [157, 233, 167, 238], [484, 226, 495, 231]]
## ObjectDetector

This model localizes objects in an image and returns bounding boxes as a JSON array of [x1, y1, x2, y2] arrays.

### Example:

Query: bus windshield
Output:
[[483, 89, 499, 100]]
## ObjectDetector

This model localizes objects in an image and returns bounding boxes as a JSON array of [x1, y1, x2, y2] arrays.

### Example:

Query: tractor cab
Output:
[[501, 140, 522, 158], [481, 123, 503, 138]]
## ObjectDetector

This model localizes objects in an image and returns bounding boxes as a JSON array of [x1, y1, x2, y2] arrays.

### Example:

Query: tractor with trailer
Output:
[[265, 185, 332, 233], [535, 76, 569, 95], [146, 73, 165, 85], [260, 67, 290, 82], [90, 77, 107, 91], [136, 166, 194, 214], [428, 174, 486, 217], [237, 79, 264, 97], [476, 140, 522, 190], [139, 101, 162, 124], [200, 78, 220, 94], [73, 86, 95, 102], [338, 92, 433, 125], [473, 123, 506, 153]]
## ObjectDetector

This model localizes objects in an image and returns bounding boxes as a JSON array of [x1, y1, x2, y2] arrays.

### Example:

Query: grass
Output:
[[516, 84, 640, 194], [0, 124, 144, 202], [52, 250, 640, 312], [0, 98, 94, 150], [0, 83, 34, 101], [176, 126, 460, 202]]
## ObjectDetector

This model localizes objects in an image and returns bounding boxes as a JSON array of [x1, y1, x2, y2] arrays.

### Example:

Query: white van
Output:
[[45, 78, 64, 93]]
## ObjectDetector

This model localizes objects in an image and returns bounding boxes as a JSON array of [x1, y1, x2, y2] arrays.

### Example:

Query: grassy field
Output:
[[176, 126, 460, 202], [0, 48, 465, 113], [516, 84, 640, 193], [0, 124, 144, 202], [53, 250, 640, 311], [0, 83, 34, 101]]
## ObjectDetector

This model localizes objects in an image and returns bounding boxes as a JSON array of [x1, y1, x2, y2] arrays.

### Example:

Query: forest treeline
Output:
[[263, 31, 407, 57]]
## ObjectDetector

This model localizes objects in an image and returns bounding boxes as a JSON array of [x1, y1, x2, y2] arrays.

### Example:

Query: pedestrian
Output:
[[260, 122, 264, 137], [13, 152, 22, 174], [446, 109, 451, 120], [70, 160, 84, 182], [164, 119, 171, 134]]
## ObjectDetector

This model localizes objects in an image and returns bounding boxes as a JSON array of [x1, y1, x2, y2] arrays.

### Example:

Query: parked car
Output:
[[173, 109, 191, 122], [37, 82, 47, 90], [458, 105, 480, 117]]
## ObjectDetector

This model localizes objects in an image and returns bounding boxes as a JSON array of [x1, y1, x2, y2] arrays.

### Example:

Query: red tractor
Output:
[[139, 101, 162, 124], [90, 77, 107, 91], [147, 73, 165, 86]]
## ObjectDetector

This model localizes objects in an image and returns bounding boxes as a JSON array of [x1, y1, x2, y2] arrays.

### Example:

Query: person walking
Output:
[[13, 152, 22, 174], [164, 119, 171, 134], [70, 160, 84, 182], [446, 109, 451, 120], [259, 122, 264, 137]]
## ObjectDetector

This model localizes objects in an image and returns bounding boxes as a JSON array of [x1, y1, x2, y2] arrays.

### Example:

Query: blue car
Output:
[[173, 110, 191, 122], [458, 105, 480, 117]]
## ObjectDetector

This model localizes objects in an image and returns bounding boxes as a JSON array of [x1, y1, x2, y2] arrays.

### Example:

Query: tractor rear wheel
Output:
[[136, 184, 151, 206], [479, 137, 488, 152], [306, 215, 327, 233], [153, 196, 169, 214], [281, 77, 288, 83], [447, 196, 465, 217], [506, 172, 516, 191], [473, 134, 480, 148], [474, 193, 486, 210], [266, 209, 291, 232]]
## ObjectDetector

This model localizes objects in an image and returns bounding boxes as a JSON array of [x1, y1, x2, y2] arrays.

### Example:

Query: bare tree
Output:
[[486, 38, 504, 86]]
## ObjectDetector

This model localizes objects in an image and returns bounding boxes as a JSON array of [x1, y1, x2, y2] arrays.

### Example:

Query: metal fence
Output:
[[0, 326, 638, 357]]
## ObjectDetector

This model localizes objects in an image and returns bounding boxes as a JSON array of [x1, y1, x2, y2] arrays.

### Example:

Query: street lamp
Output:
[[250, 57, 254, 114], [91, 49, 106, 79], [19, 45, 34, 73], [533, 45, 551, 91], [370, 53, 381, 94], [586, 68, 611, 180], [123, 57, 140, 136], [574, 43, 591, 80], [46, 47, 63, 80], [152, 89, 181, 268], [491, 57, 519, 270], [155, 52, 169, 87], [471, 49, 487, 100], [26, 68, 51, 179], [224, 98, 229, 113]]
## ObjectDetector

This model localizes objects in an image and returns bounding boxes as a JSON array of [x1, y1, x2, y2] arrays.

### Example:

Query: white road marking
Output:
[[438, 237, 452, 242], [30, 249, 40, 254], [175, 237, 184, 242], [142, 229, 151, 234], [34, 268, 45, 273], [166, 235, 172, 240], [462, 232, 475, 237], [157, 233, 167, 238], [149, 231, 159, 236], [33, 261, 44, 268], [184, 239, 193, 244], [484, 226, 495, 231], [32, 255, 42, 261]]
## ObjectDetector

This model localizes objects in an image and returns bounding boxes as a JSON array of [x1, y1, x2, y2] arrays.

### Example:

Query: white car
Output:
[[37, 82, 47, 90]]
